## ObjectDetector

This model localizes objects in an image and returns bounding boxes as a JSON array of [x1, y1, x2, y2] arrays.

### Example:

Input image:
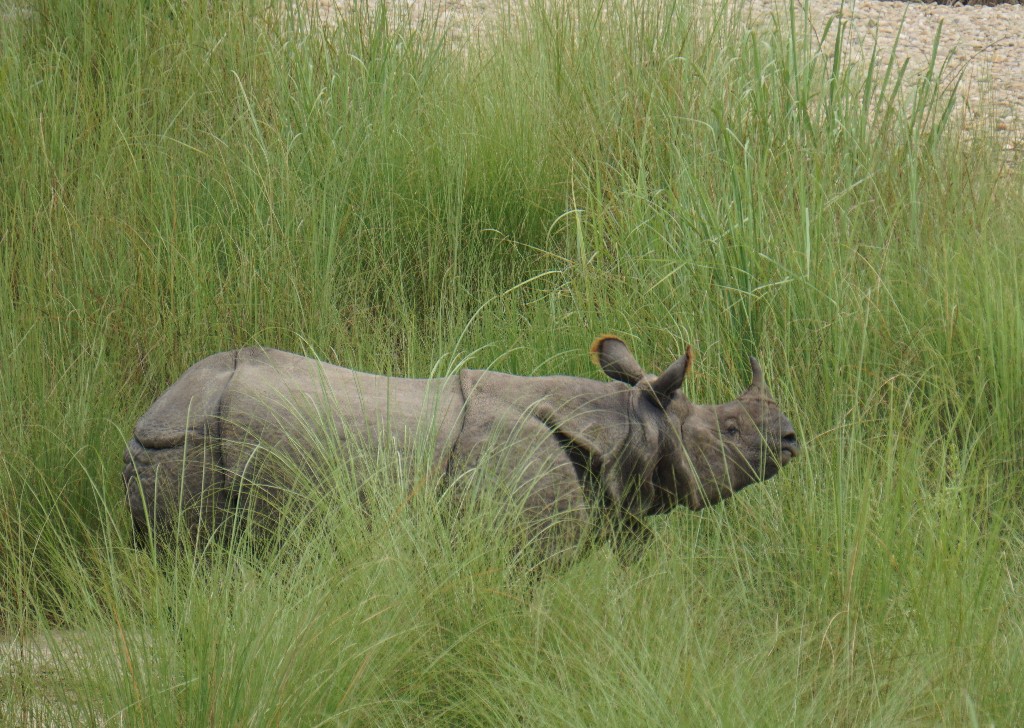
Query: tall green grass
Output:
[[2, 0, 1023, 723]]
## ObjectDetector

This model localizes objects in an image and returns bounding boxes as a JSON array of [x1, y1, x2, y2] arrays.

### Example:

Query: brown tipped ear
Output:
[[590, 335, 646, 385], [646, 345, 692, 406]]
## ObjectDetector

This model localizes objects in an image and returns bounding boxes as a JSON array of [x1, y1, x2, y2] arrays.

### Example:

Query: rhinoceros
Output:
[[123, 337, 798, 544]]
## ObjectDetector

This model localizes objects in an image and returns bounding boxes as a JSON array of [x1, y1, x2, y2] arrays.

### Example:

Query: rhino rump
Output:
[[123, 350, 238, 539], [124, 347, 469, 540]]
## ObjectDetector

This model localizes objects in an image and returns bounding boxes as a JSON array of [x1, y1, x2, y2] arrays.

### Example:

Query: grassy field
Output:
[[2, 0, 1023, 724]]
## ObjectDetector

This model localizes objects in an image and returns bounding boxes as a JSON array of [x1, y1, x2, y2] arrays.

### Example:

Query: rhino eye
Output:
[[724, 424, 740, 438]]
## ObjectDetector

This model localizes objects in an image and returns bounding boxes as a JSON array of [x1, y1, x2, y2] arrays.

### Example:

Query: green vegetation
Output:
[[2, 0, 1023, 723]]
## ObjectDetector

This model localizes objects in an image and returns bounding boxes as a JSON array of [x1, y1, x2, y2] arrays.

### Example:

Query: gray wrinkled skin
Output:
[[124, 338, 798, 542]]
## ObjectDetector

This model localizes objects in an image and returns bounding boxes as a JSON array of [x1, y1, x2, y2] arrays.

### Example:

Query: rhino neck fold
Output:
[[605, 389, 670, 517]]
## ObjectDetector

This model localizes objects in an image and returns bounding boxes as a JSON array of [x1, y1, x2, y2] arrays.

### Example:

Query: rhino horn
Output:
[[744, 356, 767, 398], [590, 335, 646, 385], [647, 344, 692, 407]]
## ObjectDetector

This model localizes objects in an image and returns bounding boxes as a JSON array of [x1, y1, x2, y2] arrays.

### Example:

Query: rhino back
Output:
[[218, 348, 465, 482]]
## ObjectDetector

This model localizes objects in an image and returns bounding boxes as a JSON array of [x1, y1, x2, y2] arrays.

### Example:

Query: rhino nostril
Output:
[[782, 433, 797, 447]]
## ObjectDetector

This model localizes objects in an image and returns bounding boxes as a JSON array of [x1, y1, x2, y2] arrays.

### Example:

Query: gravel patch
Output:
[[306, 0, 1024, 154], [759, 0, 1024, 153]]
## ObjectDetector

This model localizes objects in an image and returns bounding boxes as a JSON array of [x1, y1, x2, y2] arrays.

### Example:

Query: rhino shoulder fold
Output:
[[455, 368, 635, 476]]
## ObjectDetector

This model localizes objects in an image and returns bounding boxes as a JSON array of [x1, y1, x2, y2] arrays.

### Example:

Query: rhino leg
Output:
[[123, 351, 238, 542], [123, 435, 226, 542], [451, 416, 596, 565]]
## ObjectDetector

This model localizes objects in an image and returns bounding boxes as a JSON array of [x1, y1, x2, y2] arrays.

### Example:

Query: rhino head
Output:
[[592, 336, 799, 512]]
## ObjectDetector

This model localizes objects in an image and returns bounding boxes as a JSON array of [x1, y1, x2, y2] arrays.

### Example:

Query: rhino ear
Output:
[[645, 345, 692, 407], [590, 335, 646, 385]]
